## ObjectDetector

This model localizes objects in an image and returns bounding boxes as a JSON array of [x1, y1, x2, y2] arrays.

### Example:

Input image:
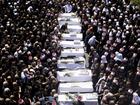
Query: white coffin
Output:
[[60, 48, 84, 57], [58, 93, 98, 105], [61, 33, 83, 41], [58, 17, 81, 26], [58, 81, 93, 93], [60, 40, 84, 48], [57, 57, 86, 69], [59, 13, 77, 18], [67, 25, 81, 33], [57, 69, 92, 82]]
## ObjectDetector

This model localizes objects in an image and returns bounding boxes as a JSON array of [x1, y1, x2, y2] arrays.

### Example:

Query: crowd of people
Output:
[[67, 0, 139, 105], [0, 0, 140, 105], [0, 0, 64, 104]]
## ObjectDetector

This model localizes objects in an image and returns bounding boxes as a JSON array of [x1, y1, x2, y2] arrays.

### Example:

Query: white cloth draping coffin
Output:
[[58, 17, 81, 26], [58, 93, 98, 105], [68, 25, 81, 33], [59, 13, 77, 18], [61, 33, 83, 41], [58, 82, 93, 93], [60, 40, 84, 48], [57, 69, 92, 82], [60, 48, 84, 57], [57, 57, 86, 69]]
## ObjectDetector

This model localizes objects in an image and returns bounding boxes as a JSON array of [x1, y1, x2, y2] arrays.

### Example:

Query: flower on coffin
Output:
[[65, 93, 75, 101], [60, 18, 65, 21], [60, 19, 64, 21], [80, 61, 84, 64], [74, 40, 80, 43], [72, 13, 76, 17], [70, 35, 76, 37], [66, 18, 70, 21], [76, 95, 82, 101], [79, 71, 89, 75], [64, 73, 72, 77], [65, 93, 83, 105], [75, 48, 78, 51], [76, 42, 80, 45], [70, 49, 72, 52], [61, 61, 68, 64], [73, 95, 83, 105], [75, 61, 84, 64]]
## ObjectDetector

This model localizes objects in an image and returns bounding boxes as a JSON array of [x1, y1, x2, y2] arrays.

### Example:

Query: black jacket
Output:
[[73, 100, 85, 105]]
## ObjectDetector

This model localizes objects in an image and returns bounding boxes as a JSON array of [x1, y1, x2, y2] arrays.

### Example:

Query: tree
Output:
[[131, 0, 140, 8]]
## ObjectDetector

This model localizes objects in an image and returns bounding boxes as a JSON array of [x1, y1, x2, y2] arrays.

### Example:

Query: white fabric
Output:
[[27, 6, 33, 12], [58, 18, 80, 22], [58, 93, 98, 105], [60, 40, 84, 48], [61, 48, 84, 57], [132, 92, 140, 105], [101, 55, 107, 64], [61, 33, 83, 40], [57, 57, 86, 69], [63, 4, 72, 13], [88, 36, 96, 46], [21, 71, 26, 79], [95, 76, 106, 93], [57, 69, 92, 82], [68, 25, 81, 33], [58, 17, 81, 26], [58, 82, 93, 93], [59, 13, 76, 18], [114, 51, 123, 61]]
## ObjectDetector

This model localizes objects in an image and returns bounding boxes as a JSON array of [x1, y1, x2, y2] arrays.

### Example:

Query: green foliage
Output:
[[131, 0, 140, 7]]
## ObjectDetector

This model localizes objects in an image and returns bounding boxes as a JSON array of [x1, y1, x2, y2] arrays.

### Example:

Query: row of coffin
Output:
[[57, 13, 98, 105]]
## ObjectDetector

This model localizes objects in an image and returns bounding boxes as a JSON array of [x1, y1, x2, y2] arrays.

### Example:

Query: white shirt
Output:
[[63, 4, 72, 13], [21, 71, 26, 79], [132, 92, 140, 105], [27, 6, 33, 12], [88, 36, 96, 46]]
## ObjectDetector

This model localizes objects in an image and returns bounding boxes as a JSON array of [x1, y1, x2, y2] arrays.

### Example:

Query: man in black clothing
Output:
[[73, 100, 85, 105], [73, 96, 85, 105], [60, 23, 68, 33]]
